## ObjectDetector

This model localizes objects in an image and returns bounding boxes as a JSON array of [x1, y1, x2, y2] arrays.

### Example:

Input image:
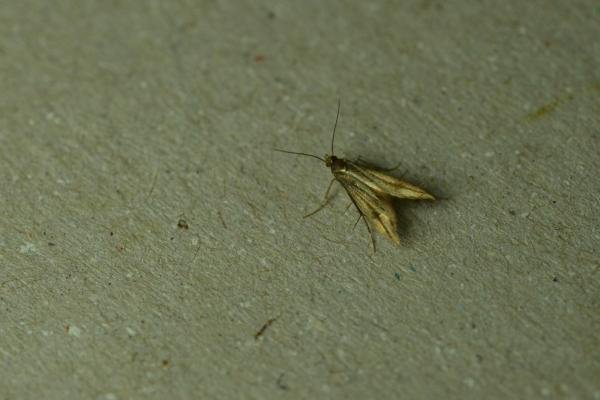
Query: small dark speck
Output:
[[394, 272, 401, 281], [170, 237, 175, 240], [108, 282, 112, 286], [162, 359, 170, 367], [552, 276, 558, 282], [177, 219, 189, 230], [471, 322, 477, 329], [552, 200, 557, 204], [48, 242, 56, 246], [508, 210, 516, 216], [408, 265, 417, 272], [110, 232, 114, 236], [267, 11, 275, 19], [476, 354, 483, 363], [276, 373, 289, 391]]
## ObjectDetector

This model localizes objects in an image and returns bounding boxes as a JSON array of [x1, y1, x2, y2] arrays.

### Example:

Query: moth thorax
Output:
[[327, 155, 346, 172]]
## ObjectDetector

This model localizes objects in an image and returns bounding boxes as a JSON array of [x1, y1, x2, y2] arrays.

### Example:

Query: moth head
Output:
[[324, 154, 336, 167]]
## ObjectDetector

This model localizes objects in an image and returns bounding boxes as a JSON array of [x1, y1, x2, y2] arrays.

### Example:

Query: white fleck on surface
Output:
[[68, 325, 81, 337], [97, 393, 118, 400], [126, 327, 136, 336], [19, 243, 37, 254]]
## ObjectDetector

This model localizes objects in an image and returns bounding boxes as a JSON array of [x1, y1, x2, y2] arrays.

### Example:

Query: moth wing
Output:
[[348, 161, 435, 200], [336, 174, 401, 246]]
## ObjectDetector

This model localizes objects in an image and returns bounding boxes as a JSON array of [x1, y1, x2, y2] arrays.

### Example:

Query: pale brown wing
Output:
[[346, 161, 435, 200], [335, 173, 401, 246]]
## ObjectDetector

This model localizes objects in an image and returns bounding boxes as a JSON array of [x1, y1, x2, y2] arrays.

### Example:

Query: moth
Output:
[[276, 101, 434, 250]]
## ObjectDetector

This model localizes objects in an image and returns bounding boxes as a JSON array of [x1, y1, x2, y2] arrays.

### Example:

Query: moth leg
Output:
[[362, 216, 377, 252], [304, 178, 336, 218], [353, 213, 362, 229], [350, 211, 376, 251], [343, 202, 353, 215]]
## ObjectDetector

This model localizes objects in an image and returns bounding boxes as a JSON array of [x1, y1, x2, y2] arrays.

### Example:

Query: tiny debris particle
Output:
[[552, 276, 558, 282], [254, 54, 266, 63], [177, 219, 189, 230], [394, 272, 401, 281], [255, 318, 277, 340], [162, 359, 170, 367]]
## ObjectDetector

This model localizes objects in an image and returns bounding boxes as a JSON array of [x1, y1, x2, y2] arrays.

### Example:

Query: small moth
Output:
[[276, 101, 435, 250]]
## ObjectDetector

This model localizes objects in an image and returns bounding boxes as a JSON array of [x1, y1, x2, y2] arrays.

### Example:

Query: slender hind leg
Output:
[[351, 212, 376, 252], [304, 179, 336, 218], [362, 217, 376, 252]]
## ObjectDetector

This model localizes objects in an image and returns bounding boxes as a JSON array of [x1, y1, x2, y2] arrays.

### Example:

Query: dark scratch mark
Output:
[[526, 83, 600, 122], [217, 210, 227, 229], [276, 373, 289, 390], [191, 239, 201, 263], [146, 170, 159, 200], [254, 317, 277, 340]]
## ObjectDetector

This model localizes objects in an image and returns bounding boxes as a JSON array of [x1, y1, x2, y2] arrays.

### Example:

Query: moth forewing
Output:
[[346, 161, 435, 201], [351, 189, 401, 247], [334, 168, 402, 247]]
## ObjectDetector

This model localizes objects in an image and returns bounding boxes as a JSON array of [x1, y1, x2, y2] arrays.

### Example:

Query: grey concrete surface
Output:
[[1, 1, 599, 399]]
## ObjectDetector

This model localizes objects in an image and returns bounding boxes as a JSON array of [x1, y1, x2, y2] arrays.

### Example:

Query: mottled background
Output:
[[1, 1, 598, 399]]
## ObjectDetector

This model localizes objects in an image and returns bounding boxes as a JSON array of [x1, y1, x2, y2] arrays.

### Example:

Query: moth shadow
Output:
[[390, 198, 414, 240], [390, 185, 442, 244]]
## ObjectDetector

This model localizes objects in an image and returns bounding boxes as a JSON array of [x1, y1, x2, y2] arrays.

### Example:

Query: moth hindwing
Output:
[[275, 101, 434, 251]]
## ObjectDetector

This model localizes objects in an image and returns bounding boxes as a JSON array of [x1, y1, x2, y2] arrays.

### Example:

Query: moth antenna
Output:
[[274, 148, 325, 162], [331, 99, 341, 155]]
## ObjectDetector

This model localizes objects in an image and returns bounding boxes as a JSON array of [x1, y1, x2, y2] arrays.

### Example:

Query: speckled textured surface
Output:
[[1, 1, 599, 399]]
